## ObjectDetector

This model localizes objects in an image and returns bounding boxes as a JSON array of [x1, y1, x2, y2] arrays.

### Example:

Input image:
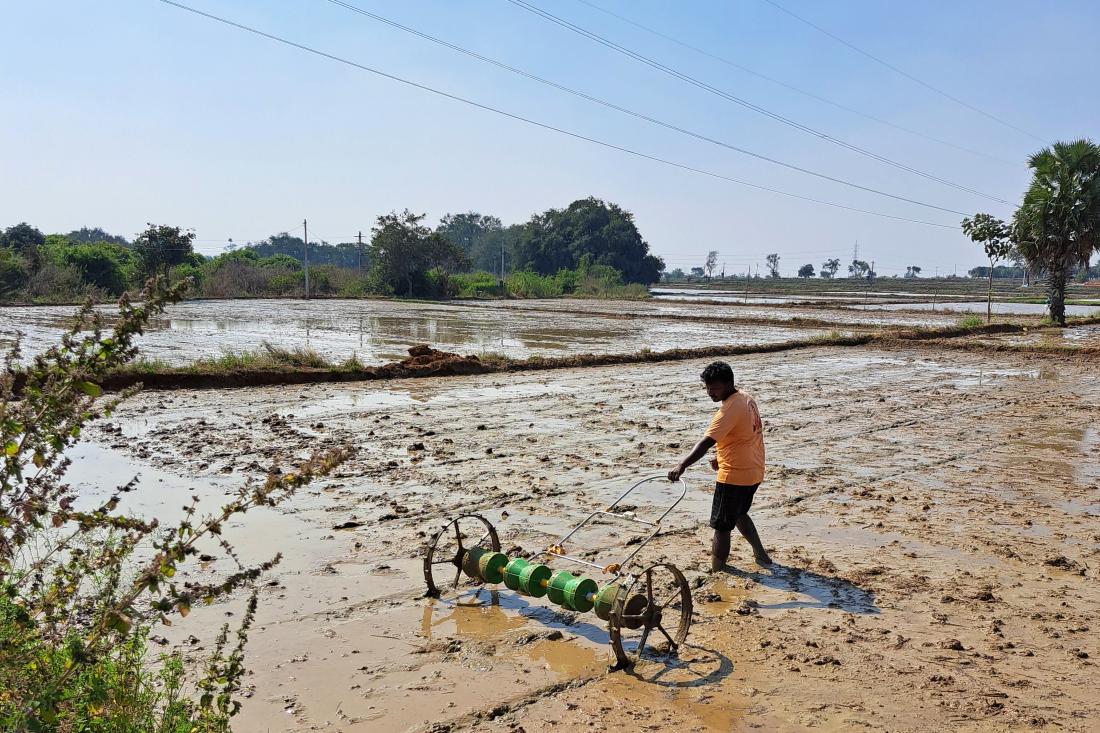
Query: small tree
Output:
[[765, 253, 780, 278], [961, 213, 1013, 323], [904, 265, 922, 278], [820, 258, 840, 278], [134, 223, 195, 282], [797, 263, 814, 278], [848, 259, 870, 278], [704, 250, 719, 281]]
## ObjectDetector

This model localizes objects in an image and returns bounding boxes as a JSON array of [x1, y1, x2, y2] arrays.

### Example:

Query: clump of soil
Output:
[[390, 345, 490, 377]]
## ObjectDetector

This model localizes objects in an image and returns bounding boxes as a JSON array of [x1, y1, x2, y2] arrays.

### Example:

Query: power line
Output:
[[504, 0, 1012, 206], [758, 0, 1044, 143], [155, 0, 960, 230], [573, 0, 1014, 166], [323, 0, 970, 217]]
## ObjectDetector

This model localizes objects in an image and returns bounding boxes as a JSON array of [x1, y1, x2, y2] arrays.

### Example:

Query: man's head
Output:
[[700, 361, 736, 402]]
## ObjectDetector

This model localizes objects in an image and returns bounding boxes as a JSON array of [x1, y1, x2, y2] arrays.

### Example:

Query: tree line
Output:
[[0, 197, 665, 302]]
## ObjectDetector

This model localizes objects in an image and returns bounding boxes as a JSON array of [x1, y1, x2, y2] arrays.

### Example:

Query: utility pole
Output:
[[303, 219, 310, 300], [500, 236, 505, 284], [870, 259, 875, 284], [357, 230, 363, 274]]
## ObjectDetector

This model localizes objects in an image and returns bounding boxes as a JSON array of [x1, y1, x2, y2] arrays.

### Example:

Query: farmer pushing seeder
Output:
[[423, 361, 768, 671]]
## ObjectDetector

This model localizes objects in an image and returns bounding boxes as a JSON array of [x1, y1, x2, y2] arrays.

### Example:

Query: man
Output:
[[668, 361, 771, 572]]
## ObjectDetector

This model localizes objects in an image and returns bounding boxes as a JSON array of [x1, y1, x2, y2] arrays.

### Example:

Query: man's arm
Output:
[[667, 436, 716, 482]]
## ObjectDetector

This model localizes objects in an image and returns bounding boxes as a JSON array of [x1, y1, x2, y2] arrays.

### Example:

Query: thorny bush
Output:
[[0, 281, 350, 731]]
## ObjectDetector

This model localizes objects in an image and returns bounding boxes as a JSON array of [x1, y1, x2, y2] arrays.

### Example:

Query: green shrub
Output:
[[0, 283, 349, 731], [957, 314, 984, 329], [0, 249, 29, 297], [451, 271, 502, 298], [172, 262, 205, 290], [337, 276, 373, 298], [61, 243, 133, 295], [506, 270, 563, 298], [266, 271, 303, 295], [305, 265, 336, 295], [552, 267, 580, 294], [259, 253, 302, 270], [25, 263, 104, 303]]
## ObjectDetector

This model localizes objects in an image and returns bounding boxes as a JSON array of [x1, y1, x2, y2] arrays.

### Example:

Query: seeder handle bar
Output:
[[537, 476, 687, 575]]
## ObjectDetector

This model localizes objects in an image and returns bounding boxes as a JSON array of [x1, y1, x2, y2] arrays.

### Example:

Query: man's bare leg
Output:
[[736, 514, 772, 565], [711, 529, 731, 572]]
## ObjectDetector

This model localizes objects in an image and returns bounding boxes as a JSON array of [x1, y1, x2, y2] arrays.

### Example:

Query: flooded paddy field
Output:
[[0, 298, 836, 366], [955, 324, 1100, 350], [851, 300, 1100, 316], [0, 297, 971, 367], [462, 297, 962, 328], [82, 338, 1099, 732]]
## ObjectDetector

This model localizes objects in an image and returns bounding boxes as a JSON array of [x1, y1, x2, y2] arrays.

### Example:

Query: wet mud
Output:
[[81, 338, 1099, 732]]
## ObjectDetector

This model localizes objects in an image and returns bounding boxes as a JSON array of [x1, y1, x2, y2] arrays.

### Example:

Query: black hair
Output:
[[700, 361, 734, 385]]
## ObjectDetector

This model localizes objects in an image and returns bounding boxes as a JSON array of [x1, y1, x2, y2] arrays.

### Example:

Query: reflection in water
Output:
[[1, 299, 832, 367], [421, 594, 529, 641]]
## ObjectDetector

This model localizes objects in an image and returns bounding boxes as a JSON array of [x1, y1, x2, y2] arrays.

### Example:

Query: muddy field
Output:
[[77, 335, 1098, 732], [0, 297, 976, 366]]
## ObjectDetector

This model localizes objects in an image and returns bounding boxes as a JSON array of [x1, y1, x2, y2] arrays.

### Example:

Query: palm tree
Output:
[[1013, 139, 1100, 325]]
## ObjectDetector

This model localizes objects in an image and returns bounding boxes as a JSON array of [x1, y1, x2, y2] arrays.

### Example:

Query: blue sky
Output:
[[3, 0, 1097, 275]]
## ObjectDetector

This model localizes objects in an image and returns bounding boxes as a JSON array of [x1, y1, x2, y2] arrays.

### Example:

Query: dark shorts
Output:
[[709, 482, 760, 532]]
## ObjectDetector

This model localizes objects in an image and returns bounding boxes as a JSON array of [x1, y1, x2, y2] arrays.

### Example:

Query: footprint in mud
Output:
[[719, 563, 878, 615]]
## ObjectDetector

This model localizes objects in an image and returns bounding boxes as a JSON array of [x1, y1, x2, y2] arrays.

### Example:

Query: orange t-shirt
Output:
[[705, 390, 765, 486]]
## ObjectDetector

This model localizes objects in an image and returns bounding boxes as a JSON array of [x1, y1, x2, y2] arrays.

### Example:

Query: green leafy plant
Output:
[[961, 213, 1014, 323], [0, 280, 349, 731]]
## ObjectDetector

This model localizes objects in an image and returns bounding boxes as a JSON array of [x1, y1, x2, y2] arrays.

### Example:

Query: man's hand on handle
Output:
[[668, 436, 717, 482]]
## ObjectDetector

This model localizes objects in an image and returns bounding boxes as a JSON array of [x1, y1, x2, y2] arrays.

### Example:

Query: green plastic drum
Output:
[[546, 570, 576, 606], [564, 576, 599, 613], [518, 563, 552, 598], [503, 557, 530, 591], [593, 583, 620, 621], [478, 551, 508, 584], [462, 547, 489, 580]]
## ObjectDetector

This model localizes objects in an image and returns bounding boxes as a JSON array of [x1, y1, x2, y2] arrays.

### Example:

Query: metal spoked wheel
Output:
[[608, 562, 692, 671], [422, 514, 500, 598]]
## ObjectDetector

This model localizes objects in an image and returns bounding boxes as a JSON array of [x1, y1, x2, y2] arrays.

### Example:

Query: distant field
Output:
[[658, 276, 1098, 301]]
